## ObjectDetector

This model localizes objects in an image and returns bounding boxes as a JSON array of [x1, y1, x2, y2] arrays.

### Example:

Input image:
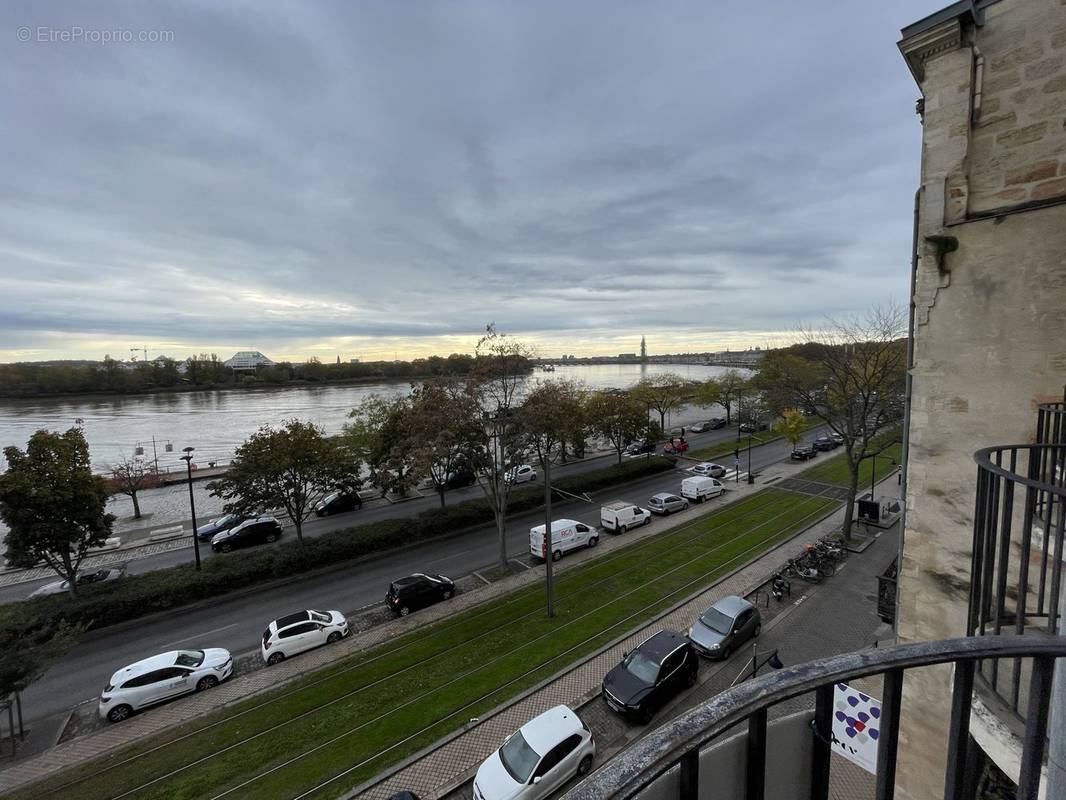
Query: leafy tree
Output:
[[757, 306, 906, 539], [774, 409, 808, 447], [715, 369, 750, 426], [108, 455, 158, 519], [345, 394, 417, 497], [587, 391, 648, 465], [466, 324, 534, 569], [517, 380, 587, 472], [631, 373, 688, 431], [0, 428, 115, 595], [209, 419, 360, 544], [0, 612, 85, 699], [404, 378, 482, 508]]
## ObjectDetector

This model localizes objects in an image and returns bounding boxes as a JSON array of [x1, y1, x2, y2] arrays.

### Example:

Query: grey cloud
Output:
[[0, 0, 932, 358]]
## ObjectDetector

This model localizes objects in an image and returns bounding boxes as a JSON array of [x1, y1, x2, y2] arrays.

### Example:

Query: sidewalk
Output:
[[352, 471, 902, 800], [0, 450, 858, 795]]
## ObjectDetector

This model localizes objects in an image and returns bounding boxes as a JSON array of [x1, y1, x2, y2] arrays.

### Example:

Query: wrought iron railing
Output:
[[561, 636, 1066, 800], [969, 440, 1066, 720]]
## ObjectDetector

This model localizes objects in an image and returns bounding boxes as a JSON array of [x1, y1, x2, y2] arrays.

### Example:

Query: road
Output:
[[14, 427, 814, 748]]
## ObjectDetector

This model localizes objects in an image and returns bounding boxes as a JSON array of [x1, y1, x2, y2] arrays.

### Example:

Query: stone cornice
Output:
[[899, 17, 964, 85]]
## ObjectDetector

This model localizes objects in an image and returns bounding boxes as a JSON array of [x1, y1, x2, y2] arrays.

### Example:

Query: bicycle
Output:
[[783, 558, 822, 583]]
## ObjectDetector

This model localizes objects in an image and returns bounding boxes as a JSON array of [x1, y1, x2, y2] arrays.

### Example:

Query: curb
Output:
[[349, 495, 844, 800]]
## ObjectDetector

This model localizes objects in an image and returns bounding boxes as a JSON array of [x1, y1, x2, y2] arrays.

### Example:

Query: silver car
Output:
[[687, 595, 761, 659], [648, 493, 689, 515], [29, 566, 126, 598]]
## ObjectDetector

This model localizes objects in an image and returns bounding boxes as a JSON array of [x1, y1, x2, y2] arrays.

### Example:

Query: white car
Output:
[[473, 705, 595, 800], [98, 648, 232, 723], [505, 465, 538, 484], [261, 609, 349, 665], [29, 566, 126, 598], [691, 462, 726, 478]]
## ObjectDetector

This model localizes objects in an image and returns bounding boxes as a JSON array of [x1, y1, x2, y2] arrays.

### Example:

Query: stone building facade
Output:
[[897, 0, 1066, 796]]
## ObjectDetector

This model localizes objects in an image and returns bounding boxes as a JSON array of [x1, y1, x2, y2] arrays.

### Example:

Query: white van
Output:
[[529, 519, 598, 561], [600, 501, 651, 533], [680, 476, 724, 503]]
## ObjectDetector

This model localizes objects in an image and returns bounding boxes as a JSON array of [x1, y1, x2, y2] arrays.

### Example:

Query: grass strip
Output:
[[795, 443, 903, 488], [21, 488, 838, 800]]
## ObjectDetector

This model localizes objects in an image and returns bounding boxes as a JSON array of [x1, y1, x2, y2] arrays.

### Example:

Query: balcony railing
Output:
[[969, 441, 1066, 720], [561, 636, 1066, 800]]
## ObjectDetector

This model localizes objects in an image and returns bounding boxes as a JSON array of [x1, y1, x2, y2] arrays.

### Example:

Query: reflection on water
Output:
[[0, 364, 746, 471]]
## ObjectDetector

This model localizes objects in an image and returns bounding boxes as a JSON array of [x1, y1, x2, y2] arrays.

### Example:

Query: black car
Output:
[[813, 435, 839, 452], [602, 629, 698, 723], [314, 491, 363, 517], [739, 420, 770, 434], [443, 469, 477, 489], [210, 516, 283, 552], [195, 513, 249, 542], [708, 418, 728, 430], [625, 441, 655, 456], [791, 443, 817, 461], [386, 573, 456, 616]]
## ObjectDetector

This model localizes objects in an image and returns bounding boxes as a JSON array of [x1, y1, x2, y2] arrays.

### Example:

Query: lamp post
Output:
[[543, 454, 554, 619], [747, 432, 754, 484], [180, 447, 202, 571], [870, 453, 877, 500]]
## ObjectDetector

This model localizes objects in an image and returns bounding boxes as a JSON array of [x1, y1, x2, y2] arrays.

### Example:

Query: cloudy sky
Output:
[[1, 0, 933, 363]]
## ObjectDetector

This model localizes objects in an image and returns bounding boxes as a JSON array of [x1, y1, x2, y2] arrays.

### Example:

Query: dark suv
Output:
[[314, 491, 363, 517], [210, 516, 283, 552], [386, 573, 456, 616], [791, 443, 817, 461], [812, 435, 839, 451], [601, 629, 698, 723], [739, 420, 769, 433]]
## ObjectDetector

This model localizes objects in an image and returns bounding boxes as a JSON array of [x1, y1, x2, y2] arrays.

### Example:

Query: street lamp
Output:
[[180, 447, 202, 571]]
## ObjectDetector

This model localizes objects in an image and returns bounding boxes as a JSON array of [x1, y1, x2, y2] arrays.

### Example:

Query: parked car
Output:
[[386, 573, 456, 616], [210, 516, 283, 553], [314, 491, 363, 517], [688, 421, 712, 433], [195, 513, 249, 542], [29, 565, 126, 598], [529, 519, 597, 561], [600, 500, 651, 533], [261, 609, 349, 665], [669, 426, 684, 437], [647, 493, 689, 515], [708, 418, 728, 430], [791, 443, 817, 461], [625, 440, 655, 456], [663, 439, 689, 455], [687, 595, 761, 659], [602, 629, 698, 723], [505, 464, 538, 484], [738, 420, 769, 433], [691, 462, 726, 478], [680, 476, 724, 503], [99, 648, 232, 723], [443, 469, 477, 489], [812, 435, 839, 452], [830, 431, 845, 445], [472, 705, 595, 800]]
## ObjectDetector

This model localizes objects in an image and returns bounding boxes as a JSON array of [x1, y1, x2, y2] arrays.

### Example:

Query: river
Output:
[[0, 363, 748, 532]]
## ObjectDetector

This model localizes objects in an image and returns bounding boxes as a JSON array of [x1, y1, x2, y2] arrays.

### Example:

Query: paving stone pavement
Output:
[[355, 475, 902, 800]]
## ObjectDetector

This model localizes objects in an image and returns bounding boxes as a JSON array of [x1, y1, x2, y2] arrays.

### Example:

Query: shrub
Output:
[[10, 456, 675, 631]]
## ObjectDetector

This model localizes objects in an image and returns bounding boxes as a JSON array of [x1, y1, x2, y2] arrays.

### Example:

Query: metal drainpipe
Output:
[[895, 186, 921, 637]]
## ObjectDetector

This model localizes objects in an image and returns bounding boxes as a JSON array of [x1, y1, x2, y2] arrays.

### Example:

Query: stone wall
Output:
[[896, 0, 1066, 797]]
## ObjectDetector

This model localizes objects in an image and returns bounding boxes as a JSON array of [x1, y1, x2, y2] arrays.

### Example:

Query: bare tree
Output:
[[715, 369, 750, 426], [466, 325, 535, 570], [108, 455, 158, 519], [757, 306, 907, 539]]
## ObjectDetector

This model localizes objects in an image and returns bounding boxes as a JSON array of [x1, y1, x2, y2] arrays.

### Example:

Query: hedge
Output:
[[2, 456, 675, 633]]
